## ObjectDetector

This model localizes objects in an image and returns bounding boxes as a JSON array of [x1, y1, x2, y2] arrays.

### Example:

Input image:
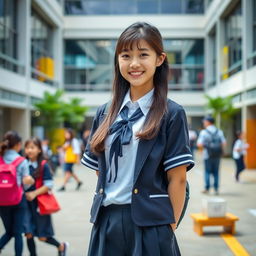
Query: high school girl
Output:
[[0, 131, 34, 256], [24, 137, 68, 256], [81, 22, 194, 256]]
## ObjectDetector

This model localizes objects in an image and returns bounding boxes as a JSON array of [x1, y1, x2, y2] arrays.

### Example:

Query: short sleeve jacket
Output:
[[81, 99, 194, 226]]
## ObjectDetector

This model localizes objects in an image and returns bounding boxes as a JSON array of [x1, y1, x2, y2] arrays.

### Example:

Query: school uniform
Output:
[[23, 161, 54, 237], [0, 150, 30, 255], [81, 90, 194, 256]]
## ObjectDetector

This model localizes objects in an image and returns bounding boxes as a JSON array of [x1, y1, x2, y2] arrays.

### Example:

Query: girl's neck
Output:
[[130, 85, 153, 102], [29, 157, 38, 163]]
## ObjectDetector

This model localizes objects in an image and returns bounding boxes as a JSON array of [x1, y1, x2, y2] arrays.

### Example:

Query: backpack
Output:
[[103, 100, 190, 228], [0, 156, 25, 206], [205, 129, 223, 158]]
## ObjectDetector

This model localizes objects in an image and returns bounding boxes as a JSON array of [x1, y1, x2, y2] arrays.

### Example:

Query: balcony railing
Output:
[[247, 51, 256, 68], [65, 83, 204, 92], [0, 52, 25, 75], [31, 68, 59, 87]]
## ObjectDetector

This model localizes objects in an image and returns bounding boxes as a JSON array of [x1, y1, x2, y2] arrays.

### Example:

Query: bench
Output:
[[190, 213, 239, 236]]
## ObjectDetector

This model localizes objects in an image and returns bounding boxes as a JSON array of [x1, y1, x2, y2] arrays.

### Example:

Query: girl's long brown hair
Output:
[[0, 131, 22, 156], [91, 22, 169, 154]]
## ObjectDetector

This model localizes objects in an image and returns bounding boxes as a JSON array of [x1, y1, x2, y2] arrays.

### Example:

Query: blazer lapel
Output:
[[133, 135, 158, 184]]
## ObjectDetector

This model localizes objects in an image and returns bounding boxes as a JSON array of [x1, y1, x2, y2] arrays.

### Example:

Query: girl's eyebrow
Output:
[[120, 47, 150, 53]]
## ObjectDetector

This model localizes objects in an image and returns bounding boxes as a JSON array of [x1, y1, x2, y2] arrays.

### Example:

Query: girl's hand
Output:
[[170, 223, 176, 231], [25, 191, 37, 201]]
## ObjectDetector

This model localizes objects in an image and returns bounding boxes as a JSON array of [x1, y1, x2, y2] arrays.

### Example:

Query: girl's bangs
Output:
[[116, 32, 147, 54]]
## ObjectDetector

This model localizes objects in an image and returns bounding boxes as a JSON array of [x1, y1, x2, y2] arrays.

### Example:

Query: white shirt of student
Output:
[[232, 139, 248, 159], [103, 89, 153, 206]]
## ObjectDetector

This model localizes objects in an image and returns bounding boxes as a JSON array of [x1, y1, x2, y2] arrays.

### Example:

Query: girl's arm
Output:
[[22, 175, 35, 185], [26, 185, 49, 201], [167, 165, 187, 231]]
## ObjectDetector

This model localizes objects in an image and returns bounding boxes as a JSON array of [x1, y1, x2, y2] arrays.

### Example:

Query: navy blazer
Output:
[[81, 99, 194, 227]]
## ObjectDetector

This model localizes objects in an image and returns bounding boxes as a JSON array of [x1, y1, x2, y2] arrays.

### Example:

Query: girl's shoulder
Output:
[[167, 98, 184, 111], [93, 102, 110, 120], [166, 98, 186, 118]]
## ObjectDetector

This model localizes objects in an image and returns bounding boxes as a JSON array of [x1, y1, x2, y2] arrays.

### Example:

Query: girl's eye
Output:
[[121, 54, 130, 59], [140, 53, 149, 57]]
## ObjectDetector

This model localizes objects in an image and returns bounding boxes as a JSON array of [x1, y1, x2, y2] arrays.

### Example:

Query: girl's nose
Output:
[[130, 57, 140, 68]]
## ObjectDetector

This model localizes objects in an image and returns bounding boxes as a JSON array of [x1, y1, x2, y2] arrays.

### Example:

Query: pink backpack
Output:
[[0, 156, 25, 206]]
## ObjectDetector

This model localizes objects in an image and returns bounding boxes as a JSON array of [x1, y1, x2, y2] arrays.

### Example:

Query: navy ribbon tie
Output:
[[108, 105, 144, 182]]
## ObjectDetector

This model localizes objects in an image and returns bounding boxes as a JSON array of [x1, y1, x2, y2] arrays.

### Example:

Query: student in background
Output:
[[197, 116, 226, 195], [58, 129, 82, 191], [24, 137, 68, 256], [0, 131, 34, 256], [232, 131, 249, 182], [188, 125, 197, 157]]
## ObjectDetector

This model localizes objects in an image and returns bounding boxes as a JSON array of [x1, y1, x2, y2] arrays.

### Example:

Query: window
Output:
[[164, 39, 204, 91], [208, 27, 217, 87], [64, 40, 116, 91], [64, 0, 204, 15], [185, 0, 204, 14], [250, 0, 256, 67], [31, 10, 55, 85], [223, 2, 242, 78], [64, 39, 204, 92], [0, 0, 21, 73], [253, 0, 256, 52]]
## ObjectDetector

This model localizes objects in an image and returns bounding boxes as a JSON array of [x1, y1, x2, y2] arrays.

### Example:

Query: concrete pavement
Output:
[[1, 152, 256, 255]]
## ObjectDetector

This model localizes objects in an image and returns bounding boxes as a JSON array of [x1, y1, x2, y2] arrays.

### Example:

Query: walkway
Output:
[[1, 152, 256, 255]]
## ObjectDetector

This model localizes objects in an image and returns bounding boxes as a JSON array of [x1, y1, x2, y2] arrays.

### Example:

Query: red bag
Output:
[[35, 160, 61, 215], [0, 156, 24, 206]]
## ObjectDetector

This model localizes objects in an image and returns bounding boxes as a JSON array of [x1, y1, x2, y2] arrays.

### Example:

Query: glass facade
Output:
[[208, 27, 216, 87], [250, 0, 256, 67], [64, 39, 204, 91], [31, 10, 55, 85], [223, 1, 242, 78], [254, 0, 256, 51], [165, 39, 204, 90], [64, 39, 116, 91], [0, 0, 21, 73], [64, 0, 204, 15]]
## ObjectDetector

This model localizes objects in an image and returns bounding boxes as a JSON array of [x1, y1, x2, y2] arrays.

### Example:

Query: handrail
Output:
[[0, 52, 24, 67], [31, 67, 58, 87], [247, 50, 256, 59]]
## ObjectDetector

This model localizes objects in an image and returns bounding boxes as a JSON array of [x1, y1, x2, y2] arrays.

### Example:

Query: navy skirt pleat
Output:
[[87, 204, 181, 256]]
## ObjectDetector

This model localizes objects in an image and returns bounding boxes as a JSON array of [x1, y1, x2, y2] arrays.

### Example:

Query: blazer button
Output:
[[134, 188, 138, 194], [99, 188, 104, 194]]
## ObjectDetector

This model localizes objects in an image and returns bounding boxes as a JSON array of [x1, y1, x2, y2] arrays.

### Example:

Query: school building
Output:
[[0, 0, 255, 167]]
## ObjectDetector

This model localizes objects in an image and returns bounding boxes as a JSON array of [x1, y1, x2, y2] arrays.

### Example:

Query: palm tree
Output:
[[62, 97, 89, 132], [205, 95, 238, 154], [205, 95, 238, 128], [34, 90, 64, 137], [34, 90, 88, 150]]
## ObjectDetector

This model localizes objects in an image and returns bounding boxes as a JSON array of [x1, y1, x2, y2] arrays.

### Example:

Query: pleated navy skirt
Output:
[[23, 199, 54, 237], [88, 204, 181, 256]]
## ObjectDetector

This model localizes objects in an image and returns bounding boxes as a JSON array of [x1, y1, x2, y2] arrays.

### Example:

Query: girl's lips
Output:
[[129, 71, 144, 77]]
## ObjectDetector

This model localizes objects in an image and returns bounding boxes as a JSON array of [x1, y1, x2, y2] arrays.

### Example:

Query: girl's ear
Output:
[[156, 52, 166, 67]]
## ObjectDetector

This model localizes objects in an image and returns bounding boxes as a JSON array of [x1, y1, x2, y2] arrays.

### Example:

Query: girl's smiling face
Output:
[[118, 39, 165, 93], [25, 142, 41, 162]]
